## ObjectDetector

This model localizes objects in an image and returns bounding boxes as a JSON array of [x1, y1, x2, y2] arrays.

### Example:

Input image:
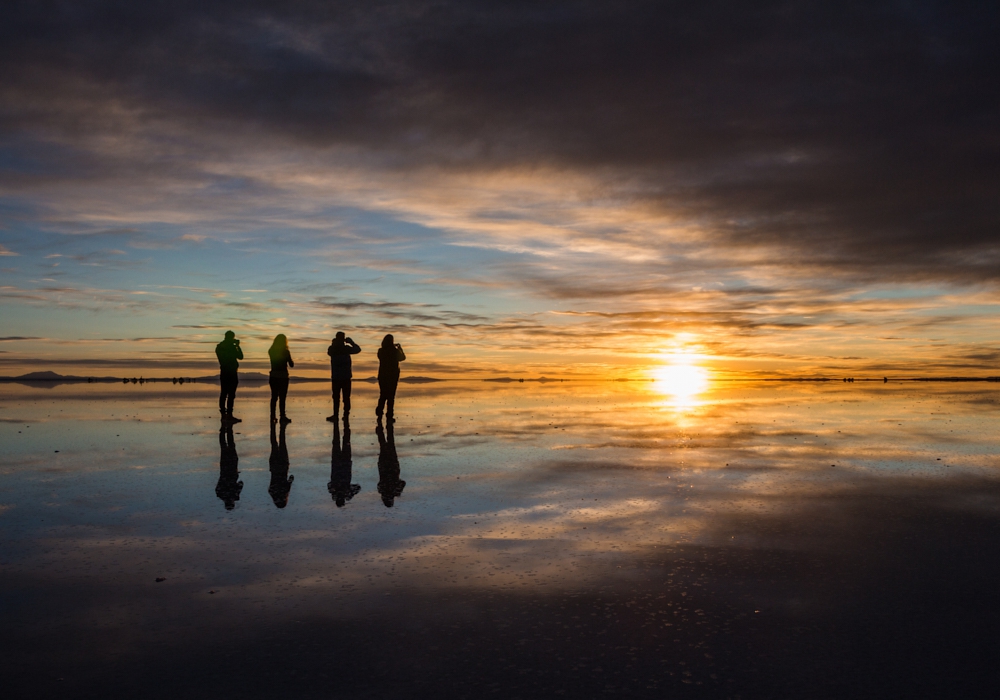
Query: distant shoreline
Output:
[[3, 371, 1000, 385]]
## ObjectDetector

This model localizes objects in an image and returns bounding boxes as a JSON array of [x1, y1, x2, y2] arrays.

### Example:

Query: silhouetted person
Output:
[[268, 333, 294, 423], [328, 420, 360, 507], [216, 330, 244, 423], [376, 334, 406, 421], [376, 421, 405, 507], [327, 331, 361, 422], [268, 421, 293, 508], [216, 424, 242, 510]]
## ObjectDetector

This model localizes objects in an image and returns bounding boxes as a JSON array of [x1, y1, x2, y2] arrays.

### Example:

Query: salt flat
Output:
[[2, 380, 999, 699]]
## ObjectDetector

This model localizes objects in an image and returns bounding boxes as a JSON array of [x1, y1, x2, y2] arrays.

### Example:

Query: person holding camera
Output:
[[327, 331, 361, 421], [376, 334, 406, 421], [215, 330, 243, 423]]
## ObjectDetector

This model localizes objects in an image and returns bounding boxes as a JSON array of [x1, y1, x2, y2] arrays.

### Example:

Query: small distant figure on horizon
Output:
[[216, 424, 242, 510], [376, 421, 405, 507], [327, 331, 361, 422], [376, 334, 406, 422], [268, 333, 294, 424], [216, 330, 244, 423], [268, 421, 294, 508], [328, 420, 360, 507]]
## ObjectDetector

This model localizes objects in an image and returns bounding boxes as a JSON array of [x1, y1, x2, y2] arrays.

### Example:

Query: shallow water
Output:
[[2, 380, 1000, 698]]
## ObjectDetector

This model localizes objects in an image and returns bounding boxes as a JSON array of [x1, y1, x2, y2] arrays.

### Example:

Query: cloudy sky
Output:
[[1, 1, 998, 378]]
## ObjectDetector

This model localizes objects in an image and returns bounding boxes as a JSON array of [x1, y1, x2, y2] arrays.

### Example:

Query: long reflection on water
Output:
[[328, 420, 360, 507], [267, 421, 293, 508], [3, 380, 1000, 698], [215, 424, 242, 510], [376, 420, 405, 507]]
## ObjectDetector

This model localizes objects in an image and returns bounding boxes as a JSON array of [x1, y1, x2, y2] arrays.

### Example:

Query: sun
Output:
[[651, 345, 710, 408]]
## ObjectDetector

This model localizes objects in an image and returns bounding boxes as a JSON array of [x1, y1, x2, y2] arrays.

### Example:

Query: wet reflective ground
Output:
[[2, 380, 1000, 698]]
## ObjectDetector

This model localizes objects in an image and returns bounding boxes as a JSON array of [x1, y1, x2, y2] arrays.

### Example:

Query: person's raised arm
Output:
[[396, 344, 406, 362], [348, 338, 361, 354], [235, 343, 244, 360]]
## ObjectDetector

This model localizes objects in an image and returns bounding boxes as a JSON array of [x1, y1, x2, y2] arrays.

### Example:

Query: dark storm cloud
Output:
[[2, 1, 999, 282]]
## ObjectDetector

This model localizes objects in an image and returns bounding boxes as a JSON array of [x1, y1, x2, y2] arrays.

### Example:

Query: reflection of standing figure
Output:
[[216, 424, 243, 510], [268, 421, 294, 508], [376, 421, 405, 507], [376, 334, 406, 421], [328, 420, 360, 507]]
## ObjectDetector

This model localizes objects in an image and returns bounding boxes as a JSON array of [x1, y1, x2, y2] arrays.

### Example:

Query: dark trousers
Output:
[[269, 373, 289, 417], [331, 378, 352, 414], [377, 377, 398, 417], [219, 371, 238, 414]]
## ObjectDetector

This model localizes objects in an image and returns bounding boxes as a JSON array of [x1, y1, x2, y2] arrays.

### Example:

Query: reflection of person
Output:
[[216, 424, 242, 510], [376, 334, 406, 421], [268, 421, 294, 508], [267, 334, 294, 424], [376, 421, 405, 507], [328, 420, 360, 507], [215, 330, 244, 423], [327, 331, 361, 422]]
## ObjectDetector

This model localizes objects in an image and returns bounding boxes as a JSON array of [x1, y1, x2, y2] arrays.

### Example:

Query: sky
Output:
[[1, 1, 999, 379]]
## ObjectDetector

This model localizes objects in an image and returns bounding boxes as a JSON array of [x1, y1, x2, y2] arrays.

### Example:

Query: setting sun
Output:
[[652, 359, 710, 407]]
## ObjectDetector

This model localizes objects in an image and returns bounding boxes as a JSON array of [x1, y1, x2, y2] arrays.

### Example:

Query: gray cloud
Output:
[[2, 0, 998, 286]]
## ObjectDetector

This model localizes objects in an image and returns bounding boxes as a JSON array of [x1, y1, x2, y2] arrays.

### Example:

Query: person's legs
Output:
[[269, 374, 278, 419], [333, 380, 342, 415], [221, 372, 240, 421], [279, 377, 288, 419], [342, 379, 352, 414], [386, 381, 398, 419]]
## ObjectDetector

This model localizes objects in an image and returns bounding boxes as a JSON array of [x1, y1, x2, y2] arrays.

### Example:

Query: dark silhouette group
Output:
[[215, 330, 405, 425], [213, 329, 407, 511]]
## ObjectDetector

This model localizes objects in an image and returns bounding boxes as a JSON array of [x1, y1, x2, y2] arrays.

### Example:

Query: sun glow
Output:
[[651, 339, 711, 408]]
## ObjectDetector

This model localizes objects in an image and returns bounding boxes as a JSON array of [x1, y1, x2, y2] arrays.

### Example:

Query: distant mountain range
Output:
[[0, 371, 122, 387]]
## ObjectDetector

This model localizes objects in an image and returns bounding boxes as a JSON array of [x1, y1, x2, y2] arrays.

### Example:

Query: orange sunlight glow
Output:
[[651, 337, 711, 408]]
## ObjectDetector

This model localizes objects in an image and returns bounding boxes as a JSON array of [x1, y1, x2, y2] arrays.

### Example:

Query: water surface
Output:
[[2, 380, 999, 698]]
